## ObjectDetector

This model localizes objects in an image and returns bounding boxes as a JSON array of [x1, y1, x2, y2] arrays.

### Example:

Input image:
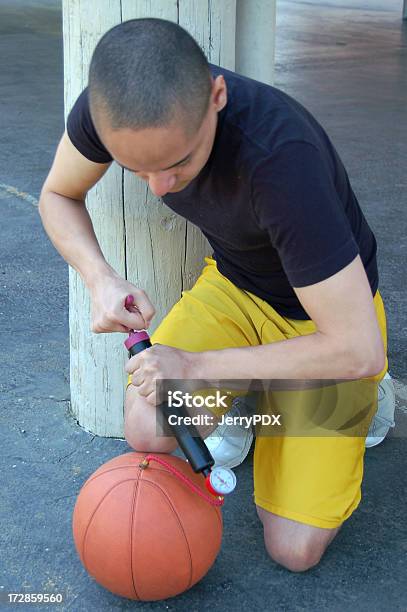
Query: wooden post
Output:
[[235, 0, 276, 85], [62, 1, 236, 436]]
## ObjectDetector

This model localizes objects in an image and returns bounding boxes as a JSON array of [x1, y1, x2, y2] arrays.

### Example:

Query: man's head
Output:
[[88, 18, 227, 197]]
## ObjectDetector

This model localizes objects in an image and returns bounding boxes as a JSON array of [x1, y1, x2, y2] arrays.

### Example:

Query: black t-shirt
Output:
[[67, 64, 378, 320]]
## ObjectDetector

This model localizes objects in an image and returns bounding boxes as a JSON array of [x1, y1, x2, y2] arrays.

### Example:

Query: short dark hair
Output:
[[88, 18, 212, 135]]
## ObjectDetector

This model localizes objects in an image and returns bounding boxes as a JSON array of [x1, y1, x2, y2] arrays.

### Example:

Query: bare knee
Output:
[[124, 385, 178, 454], [256, 505, 340, 573], [265, 538, 325, 573]]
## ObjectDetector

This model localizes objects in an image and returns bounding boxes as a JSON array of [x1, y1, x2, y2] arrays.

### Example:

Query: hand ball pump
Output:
[[124, 295, 236, 498]]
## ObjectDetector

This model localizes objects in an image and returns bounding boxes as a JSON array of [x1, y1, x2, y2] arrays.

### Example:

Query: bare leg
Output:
[[256, 505, 341, 572]]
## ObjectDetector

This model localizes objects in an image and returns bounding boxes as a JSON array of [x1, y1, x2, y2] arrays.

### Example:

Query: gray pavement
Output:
[[1, 1, 406, 610]]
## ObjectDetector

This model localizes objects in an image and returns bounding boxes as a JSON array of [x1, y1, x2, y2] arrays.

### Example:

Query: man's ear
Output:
[[211, 75, 227, 112]]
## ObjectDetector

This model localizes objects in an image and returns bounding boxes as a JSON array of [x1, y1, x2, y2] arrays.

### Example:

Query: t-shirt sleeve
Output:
[[252, 141, 359, 287], [66, 88, 113, 164]]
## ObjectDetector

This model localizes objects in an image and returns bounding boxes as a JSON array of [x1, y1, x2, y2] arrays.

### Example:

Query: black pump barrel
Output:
[[125, 330, 214, 475]]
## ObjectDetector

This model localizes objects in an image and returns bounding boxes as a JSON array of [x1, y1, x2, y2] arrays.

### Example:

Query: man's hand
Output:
[[125, 344, 196, 406], [89, 271, 156, 333]]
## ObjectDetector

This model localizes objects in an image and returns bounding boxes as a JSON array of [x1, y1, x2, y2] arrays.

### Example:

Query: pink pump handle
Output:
[[124, 294, 150, 348]]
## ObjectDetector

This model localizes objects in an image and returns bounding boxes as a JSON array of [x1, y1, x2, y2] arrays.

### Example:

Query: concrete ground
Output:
[[0, 0, 406, 610]]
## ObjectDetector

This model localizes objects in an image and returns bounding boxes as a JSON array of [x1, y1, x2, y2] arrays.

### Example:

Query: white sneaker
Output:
[[365, 372, 396, 448], [205, 397, 254, 469]]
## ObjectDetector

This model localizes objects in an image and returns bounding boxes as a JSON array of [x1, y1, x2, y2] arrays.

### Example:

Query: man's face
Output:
[[98, 75, 227, 198]]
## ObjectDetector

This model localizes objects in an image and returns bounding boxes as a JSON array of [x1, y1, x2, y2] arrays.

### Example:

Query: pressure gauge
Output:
[[206, 467, 237, 496]]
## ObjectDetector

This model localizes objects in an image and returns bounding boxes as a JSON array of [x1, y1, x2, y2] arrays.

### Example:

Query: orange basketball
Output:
[[72, 452, 223, 601]]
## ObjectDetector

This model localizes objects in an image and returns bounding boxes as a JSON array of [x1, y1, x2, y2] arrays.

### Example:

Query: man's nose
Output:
[[148, 174, 176, 197]]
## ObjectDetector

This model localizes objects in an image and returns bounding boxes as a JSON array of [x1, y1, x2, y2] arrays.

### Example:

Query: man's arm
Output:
[[195, 255, 385, 380], [39, 131, 156, 332], [38, 130, 114, 289]]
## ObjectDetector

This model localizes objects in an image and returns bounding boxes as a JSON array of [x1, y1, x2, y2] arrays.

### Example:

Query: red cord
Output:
[[142, 454, 224, 507]]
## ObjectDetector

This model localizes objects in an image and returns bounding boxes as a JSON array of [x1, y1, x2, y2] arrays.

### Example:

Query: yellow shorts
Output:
[[126, 256, 388, 529]]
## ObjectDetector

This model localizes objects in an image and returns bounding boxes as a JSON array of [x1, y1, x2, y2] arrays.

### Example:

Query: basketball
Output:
[[72, 452, 223, 601]]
